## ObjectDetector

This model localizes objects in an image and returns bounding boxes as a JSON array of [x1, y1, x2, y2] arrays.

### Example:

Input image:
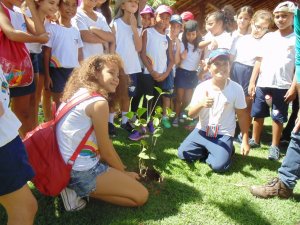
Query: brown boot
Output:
[[250, 178, 293, 199]]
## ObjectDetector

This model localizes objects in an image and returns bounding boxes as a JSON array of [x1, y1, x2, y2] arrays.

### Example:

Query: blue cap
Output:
[[208, 48, 230, 63], [170, 14, 182, 24]]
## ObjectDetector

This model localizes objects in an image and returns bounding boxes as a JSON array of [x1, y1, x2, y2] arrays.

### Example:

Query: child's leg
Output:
[[41, 88, 52, 121], [252, 118, 264, 144], [184, 88, 194, 111], [175, 88, 184, 118], [178, 128, 209, 161], [51, 92, 63, 109], [90, 168, 148, 207], [0, 184, 37, 225]]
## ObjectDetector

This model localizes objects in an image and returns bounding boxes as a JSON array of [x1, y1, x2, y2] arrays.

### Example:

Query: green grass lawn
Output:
[[0, 118, 299, 225]]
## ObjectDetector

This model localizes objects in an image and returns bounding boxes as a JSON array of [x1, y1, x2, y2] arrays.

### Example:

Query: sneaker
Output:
[[268, 145, 280, 160], [128, 130, 144, 141], [60, 187, 87, 211], [162, 117, 171, 129], [172, 118, 179, 127], [250, 177, 293, 199], [121, 122, 134, 133], [147, 121, 155, 134], [249, 139, 260, 148], [108, 122, 117, 137], [234, 133, 243, 144], [179, 113, 186, 123]]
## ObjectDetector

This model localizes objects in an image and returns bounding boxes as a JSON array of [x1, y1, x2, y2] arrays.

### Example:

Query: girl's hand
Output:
[[248, 83, 256, 99], [36, 32, 49, 44], [125, 171, 140, 180], [130, 13, 138, 30], [44, 75, 53, 91], [209, 39, 218, 50], [150, 71, 160, 80]]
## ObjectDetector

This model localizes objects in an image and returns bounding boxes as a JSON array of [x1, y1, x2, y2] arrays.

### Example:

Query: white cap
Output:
[[273, 1, 296, 14]]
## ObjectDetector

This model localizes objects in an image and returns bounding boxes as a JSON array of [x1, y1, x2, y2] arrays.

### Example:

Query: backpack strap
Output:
[[54, 92, 103, 166]]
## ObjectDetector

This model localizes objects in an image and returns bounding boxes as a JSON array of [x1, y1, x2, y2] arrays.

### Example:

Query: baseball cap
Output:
[[140, 5, 154, 17], [180, 11, 194, 21], [155, 5, 173, 15], [208, 49, 230, 64], [170, 14, 183, 24], [273, 1, 295, 14]]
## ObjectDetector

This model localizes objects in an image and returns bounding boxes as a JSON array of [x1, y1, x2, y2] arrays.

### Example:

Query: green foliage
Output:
[[147, 0, 176, 9]]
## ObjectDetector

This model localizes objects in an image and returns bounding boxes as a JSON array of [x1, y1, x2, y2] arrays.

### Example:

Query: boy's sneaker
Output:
[[250, 177, 293, 199], [249, 139, 260, 148], [172, 117, 179, 127], [147, 121, 155, 134], [234, 133, 242, 144], [128, 130, 144, 141], [108, 122, 117, 137], [179, 113, 186, 123], [60, 187, 87, 212], [268, 145, 280, 161], [162, 117, 171, 128], [121, 122, 134, 133]]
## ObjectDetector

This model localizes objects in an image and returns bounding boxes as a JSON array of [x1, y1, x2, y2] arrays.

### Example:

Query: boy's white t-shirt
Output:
[[113, 18, 142, 74], [56, 88, 105, 171], [256, 31, 295, 89], [74, 8, 111, 59], [190, 79, 246, 137], [144, 27, 168, 74], [180, 42, 202, 71], [230, 34, 261, 66], [45, 23, 83, 68], [0, 67, 21, 147]]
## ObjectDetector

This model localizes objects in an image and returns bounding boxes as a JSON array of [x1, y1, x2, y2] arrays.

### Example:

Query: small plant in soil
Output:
[[126, 87, 173, 182]]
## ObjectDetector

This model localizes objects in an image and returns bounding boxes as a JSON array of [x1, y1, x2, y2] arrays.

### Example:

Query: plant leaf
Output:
[[140, 139, 148, 147], [155, 106, 163, 114], [140, 119, 147, 126], [138, 95, 144, 108], [125, 111, 134, 120], [153, 127, 163, 138], [146, 95, 154, 101], [138, 152, 151, 160], [137, 108, 147, 118], [149, 153, 157, 160], [153, 117, 160, 127], [154, 86, 162, 94]]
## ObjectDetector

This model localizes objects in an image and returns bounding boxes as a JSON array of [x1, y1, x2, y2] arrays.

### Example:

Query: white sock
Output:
[[122, 112, 128, 124], [109, 113, 115, 124]]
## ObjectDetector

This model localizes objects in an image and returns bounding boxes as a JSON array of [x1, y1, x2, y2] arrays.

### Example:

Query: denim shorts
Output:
[[30, 53, 39, 74], [230, 62, 253, 97], [175, 68, 198, 89], [68, 161, 109, 197], [49, 67, 73, 93]]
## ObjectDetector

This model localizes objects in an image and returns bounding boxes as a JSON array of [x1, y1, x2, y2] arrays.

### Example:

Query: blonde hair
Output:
[[251, 9, 274, 28], [62, 54, 128, 104]]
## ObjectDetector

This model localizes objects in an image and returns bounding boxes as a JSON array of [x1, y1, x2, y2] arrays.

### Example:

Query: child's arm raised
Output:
[[24, 0, 46, 36], [0, 4, 48, 43], [130, 13, 142, 52]]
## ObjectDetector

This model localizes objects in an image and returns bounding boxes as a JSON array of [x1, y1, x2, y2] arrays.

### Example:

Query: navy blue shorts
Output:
[[37, 52, 45, 75], [9, 79, 36, 98], [49, 67, 74, 93], [128, 73, 140, 97], [175, 68, 198, 89], [251, 87, 289, 123], [230, 62, 253, 96], [30, 53, 39, 74], [0, 136, 35, 196]]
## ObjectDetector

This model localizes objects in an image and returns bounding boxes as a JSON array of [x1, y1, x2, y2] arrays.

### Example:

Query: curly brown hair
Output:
[[62, 54, 129, 104]]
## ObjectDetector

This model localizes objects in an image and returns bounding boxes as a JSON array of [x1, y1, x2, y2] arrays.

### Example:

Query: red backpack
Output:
[[23, 92, 99, 196]]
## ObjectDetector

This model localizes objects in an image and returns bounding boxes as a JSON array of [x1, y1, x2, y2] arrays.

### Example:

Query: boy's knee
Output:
[[177, 147, 185, 160], [209, 160, 231, 173]]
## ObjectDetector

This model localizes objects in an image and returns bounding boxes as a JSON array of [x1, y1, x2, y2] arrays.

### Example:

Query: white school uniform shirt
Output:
[[56, 88, 105, 171], [180, 42, 202, 71], [256, 31, 295, 89], [190, 79, 246, 137], [74, 8, 111, 59], [113, 18, 142, 74], [144, 27, 168, 74], [230, 34, 261, 66], [44, 23, 83, 68], [0, 67, 22, 147]]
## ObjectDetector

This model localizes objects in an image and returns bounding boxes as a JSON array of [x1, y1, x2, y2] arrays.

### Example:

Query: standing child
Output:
[[230, 9, 273, 142], [140, 4, 174, 130], [110, 0, 142, 133], [74, 0, 114, 60], [173, 20, 202, 127], [0, 0, 50, 137], [140, 4, 154, 29], [248, 1, 296, 160], [44, 0, 83, 108], [0, 66, 37, 225], [232, 6, 254, 39], [178, 49, 250, 172]]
